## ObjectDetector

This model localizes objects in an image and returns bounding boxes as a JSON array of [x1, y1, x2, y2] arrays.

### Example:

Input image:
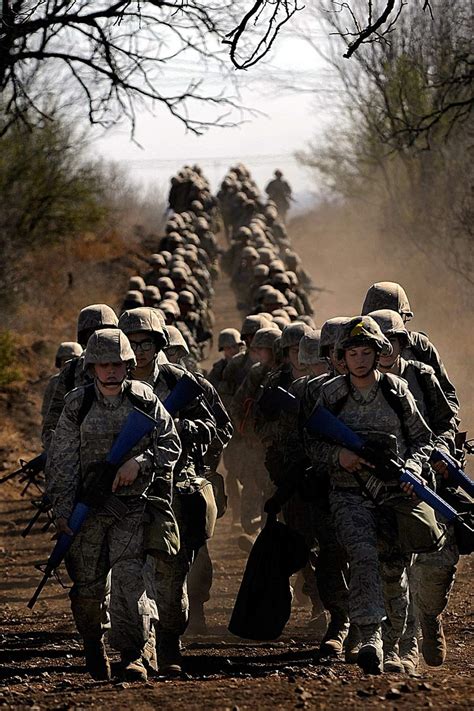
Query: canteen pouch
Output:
[[175, 476, 218, 549]]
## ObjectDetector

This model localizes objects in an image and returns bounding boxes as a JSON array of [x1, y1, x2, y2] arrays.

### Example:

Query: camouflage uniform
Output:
[[218, 349, 254, 526], [137, 357, 216, 655], [42, 355, 91, 449], [395, 358, 458, 667], [306, 372, 441, 644], [46, 379, 180, 659], [41, 372, 61, 424], [231, 361, 274, 533]]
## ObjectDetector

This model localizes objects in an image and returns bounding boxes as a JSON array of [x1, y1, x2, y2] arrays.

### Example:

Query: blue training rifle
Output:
[[27, 373, 203, 608]]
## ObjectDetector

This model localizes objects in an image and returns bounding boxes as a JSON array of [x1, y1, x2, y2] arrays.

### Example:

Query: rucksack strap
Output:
[[77, 384, 95, 426], [76, 381, 154, 427], [65, 357, 79, 394]]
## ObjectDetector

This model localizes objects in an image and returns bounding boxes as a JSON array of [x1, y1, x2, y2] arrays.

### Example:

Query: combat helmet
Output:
[[149, 253, 166, 267], [252, 328, 281, 349], [280, 322, 312, 349], [241, 314, 274, 337], [218, 328, 242, 351], [368, 309, 409, 347], [164, 325, 190, 355], [118, 307, 169, 350], [335, 316, 392, 359], [298, 330, 325, 365], [177, 290, 195, 306], [83, 328, 136, 369], [128, 275, 146, 291], [55, 341, 83, 368], [77, 304, 118, 347], [319, 317, 351, 358], [361, 282, 413, 320]]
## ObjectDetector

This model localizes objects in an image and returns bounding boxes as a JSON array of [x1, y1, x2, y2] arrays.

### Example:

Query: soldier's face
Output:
[[223, 345, 240, 359], [94, 362, 127, 393], [344, 346, 377, 378], [254, 347, 273, 365], [127, 332, 157, 369], [379, 336, 402, 369], [288, 345, 304, 371], [308, 361, 329, 377]]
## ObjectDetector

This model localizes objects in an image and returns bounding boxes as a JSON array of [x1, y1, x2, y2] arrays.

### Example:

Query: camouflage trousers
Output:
[[237, 442, 273, 534], [310, 497, 349, 624], [188, 543, 213, 606], [222, 438, 242, 524], [330, 489, 386, 627], [400, 525, 459, 648], [66, 500, 152, 656], [146, 494, 213, 637]]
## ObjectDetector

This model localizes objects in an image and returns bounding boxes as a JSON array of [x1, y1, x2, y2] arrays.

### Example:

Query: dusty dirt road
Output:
[[1, 261, 473, 710]]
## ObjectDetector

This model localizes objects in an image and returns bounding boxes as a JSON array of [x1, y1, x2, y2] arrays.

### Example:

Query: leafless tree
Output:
[[297, 0, 474, 285], [0, 1, 252, 137]]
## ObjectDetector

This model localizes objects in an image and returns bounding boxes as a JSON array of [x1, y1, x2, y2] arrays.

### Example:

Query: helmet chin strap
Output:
[[96, 376, 127, 388]]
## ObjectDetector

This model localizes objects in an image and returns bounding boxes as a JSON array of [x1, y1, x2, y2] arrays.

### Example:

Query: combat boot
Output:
[[420, 614, 446, 666], [383, 646, 405, 674], [157, 630, 183, 677], [319, 617, 349, 657], [399, 636, 420, 675], [308, 608, 329, 637], [237, 533, 255, 553], [120, 652, 148, 682], [187, 601, 208, 635], [83, 639, 111, 681], [357, 624, 384, 675], [344, 623, 361, 664]]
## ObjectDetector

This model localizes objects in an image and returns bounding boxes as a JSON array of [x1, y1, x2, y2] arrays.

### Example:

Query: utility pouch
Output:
[[144, 497, 180, 558], [391, 497, 447, 554], [175, 476, 218, 549], [102, 494, 131, 520], [205, 470, 228, 518]]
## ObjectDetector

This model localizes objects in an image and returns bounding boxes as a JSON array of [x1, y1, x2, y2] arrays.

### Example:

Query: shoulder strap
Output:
[[124, 382, 155, 415], [378, 373, 409, 440], [411, 365, 431, 404], [157, 363, 180, 392], [331, 375, 351, 416], [65, 357, 79, 394], [77, 384, 95, 427]]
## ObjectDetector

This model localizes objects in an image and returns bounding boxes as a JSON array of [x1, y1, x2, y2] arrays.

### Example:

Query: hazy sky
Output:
[[92, 28, 336, 200]]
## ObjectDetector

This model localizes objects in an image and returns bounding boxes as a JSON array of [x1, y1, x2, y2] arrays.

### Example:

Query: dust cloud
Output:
[[290, 201, 474, 441]]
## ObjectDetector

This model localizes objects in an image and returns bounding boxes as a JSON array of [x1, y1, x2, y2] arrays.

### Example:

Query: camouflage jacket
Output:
[[254, 363, 294, 444], [231, 362, 271, 443], [46, 380, 181, 520], [306, 371, 432, 489], [207, 357, 227, 389], [218, 350, 253, 406], [398, 358, 457, 455], [404, 331, 459, 415], [140, 358, 217, 479], [42, 356, 90, 450], [41, 373, 61, 423]]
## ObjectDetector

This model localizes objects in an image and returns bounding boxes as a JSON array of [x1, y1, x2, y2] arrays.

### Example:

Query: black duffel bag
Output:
[[228, 514, 308, 641]]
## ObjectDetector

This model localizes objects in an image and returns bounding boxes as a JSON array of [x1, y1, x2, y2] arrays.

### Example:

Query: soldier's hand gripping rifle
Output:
[[306, 402, 474, 542], [23, 373, 204, 539], [430, 449, 474, 499], [267, 386, 474, 501], [0, 452, 47, 495], [27, 373, 203, 608]]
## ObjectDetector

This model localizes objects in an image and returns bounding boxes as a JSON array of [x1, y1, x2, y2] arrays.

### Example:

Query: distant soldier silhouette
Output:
[[265, 170, 292, 221]]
